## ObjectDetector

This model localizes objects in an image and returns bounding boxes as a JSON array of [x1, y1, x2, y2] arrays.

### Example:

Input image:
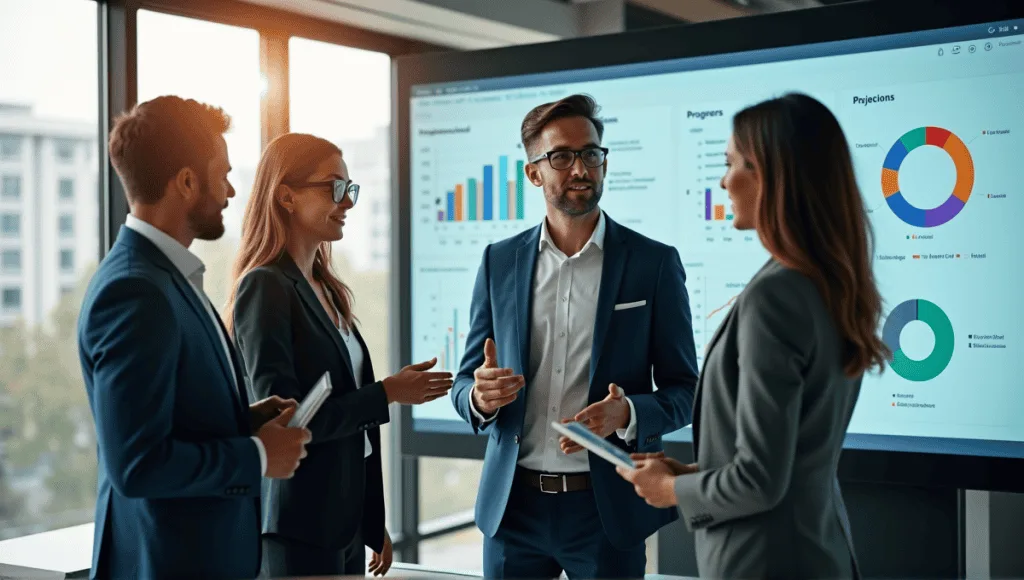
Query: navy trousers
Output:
[[483, 479, 647, 580]]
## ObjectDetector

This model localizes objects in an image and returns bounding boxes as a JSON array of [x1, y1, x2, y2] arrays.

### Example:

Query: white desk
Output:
[[0, 524, 696, 579]]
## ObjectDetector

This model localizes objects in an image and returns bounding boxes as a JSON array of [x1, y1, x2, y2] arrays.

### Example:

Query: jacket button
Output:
[[514, 434, 521, 444]]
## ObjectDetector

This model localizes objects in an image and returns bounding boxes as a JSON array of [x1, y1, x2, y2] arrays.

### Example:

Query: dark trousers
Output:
[[261, 530, 363, 579], [483, 479, 647, 580]]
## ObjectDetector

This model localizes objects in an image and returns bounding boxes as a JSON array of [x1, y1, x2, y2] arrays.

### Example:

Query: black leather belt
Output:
[[515, 467, 591, 494]]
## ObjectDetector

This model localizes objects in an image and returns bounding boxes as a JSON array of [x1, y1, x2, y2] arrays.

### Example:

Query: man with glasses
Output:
[[450, 94, 699, 578]]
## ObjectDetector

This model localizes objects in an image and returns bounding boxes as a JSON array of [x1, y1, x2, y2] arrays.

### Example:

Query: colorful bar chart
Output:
[[704, 188, 733, 221], [438, 155, 526, 222]]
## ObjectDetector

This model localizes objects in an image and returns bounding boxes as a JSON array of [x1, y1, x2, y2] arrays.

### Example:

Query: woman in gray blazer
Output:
[[619, 93, 889, 579]]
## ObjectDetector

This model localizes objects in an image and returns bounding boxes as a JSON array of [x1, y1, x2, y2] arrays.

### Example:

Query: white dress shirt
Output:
[[124, 215, 267, 476], [334, 305, 375, 458], [471, 212, 636, 473]]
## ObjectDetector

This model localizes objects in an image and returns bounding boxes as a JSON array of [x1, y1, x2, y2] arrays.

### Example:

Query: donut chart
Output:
[[881, 126, 974, 227], [882, 299, 955, 382]]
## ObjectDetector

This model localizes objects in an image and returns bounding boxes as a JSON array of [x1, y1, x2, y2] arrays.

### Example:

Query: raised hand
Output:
[[559, 383, 630, 454], [470, 338, 525, 416]]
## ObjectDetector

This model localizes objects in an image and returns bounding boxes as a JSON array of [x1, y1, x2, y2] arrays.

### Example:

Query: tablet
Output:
[[289, 372, 333, 428], [550, 421, 636, 470]]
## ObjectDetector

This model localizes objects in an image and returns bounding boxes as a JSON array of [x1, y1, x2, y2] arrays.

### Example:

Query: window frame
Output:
[[95, 0, 451, 564]]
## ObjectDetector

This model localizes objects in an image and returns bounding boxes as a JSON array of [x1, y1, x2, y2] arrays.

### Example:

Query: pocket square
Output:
[[614, 300, 647, 311]]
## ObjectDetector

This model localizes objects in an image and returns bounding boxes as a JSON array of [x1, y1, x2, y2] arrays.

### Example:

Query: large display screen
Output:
[[405, 13, 1024, 459]]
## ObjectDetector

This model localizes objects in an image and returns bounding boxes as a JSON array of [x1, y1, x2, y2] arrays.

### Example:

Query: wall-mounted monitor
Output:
[[393, 0, 1024, 491]]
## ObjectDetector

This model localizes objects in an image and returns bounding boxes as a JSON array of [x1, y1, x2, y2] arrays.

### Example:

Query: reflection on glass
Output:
[[0, 0, 100, 540]]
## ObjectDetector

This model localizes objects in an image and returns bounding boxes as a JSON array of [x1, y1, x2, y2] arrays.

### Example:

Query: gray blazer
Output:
[[675, 259, 861, 579]]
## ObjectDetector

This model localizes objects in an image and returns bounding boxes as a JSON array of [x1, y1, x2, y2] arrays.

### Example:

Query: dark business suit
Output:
[[676, 259, 861, 579], [232, 252, 389, 577], [451, 214, 699, 578], [77, 226, 261, 580]]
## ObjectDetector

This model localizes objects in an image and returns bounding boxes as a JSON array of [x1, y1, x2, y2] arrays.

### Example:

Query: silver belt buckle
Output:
[[539, 473, 566, 494]]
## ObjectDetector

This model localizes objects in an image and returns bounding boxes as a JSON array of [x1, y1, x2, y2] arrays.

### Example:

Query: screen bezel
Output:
[[392, 0, 1024, 492]]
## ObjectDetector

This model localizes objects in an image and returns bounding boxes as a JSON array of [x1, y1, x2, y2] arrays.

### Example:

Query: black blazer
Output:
[[233, 252, 390, 552]]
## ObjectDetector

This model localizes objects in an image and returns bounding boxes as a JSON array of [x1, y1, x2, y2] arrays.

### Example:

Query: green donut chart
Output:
[[882, 299, 955, 382]]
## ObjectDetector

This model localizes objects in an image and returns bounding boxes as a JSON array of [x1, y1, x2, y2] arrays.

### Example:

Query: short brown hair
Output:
[[109, 95, 231, 205], [521, 94, 604, 157]]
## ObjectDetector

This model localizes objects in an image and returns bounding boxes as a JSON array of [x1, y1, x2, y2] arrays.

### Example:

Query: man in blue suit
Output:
[[78, 96, 311, 579], [451, 94, 699, 579]]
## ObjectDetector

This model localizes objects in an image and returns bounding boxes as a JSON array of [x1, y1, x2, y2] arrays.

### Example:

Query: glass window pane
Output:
[[58, 214, 74, 237], [419, 528, 484, 574], [137, 10, 261, 314], [1, 176, 20, 200], [59, 249, 74, 272], [289, 36, 395, 505], [58, 178, 74, 201], [0, 0, 101, 541]]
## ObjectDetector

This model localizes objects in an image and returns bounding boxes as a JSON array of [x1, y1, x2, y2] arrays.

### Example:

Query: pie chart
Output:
[[881, 126, 974, 227], [882, 298, 955, 382]]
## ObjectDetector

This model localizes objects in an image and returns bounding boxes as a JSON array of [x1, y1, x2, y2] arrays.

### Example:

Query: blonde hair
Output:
[[224, 133, 355, 334]]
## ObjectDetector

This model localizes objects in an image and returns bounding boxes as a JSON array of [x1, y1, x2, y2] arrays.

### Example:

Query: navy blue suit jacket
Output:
[[77, 227, 261, 580], [450, 213, 699, 549]]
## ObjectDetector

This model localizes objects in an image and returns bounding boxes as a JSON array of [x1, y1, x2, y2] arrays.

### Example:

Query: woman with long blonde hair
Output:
[[227, 133, 453, 578]]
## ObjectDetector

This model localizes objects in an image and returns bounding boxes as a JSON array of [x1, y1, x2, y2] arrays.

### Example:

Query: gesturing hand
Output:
[[471, 338, 525, 417], [559, 383, 630, 455], [382, 358, 453, 405]]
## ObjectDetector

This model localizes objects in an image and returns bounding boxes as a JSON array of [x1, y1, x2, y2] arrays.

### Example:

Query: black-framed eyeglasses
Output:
[[528, 147, 608, 170], [286, 178, 360, 205]]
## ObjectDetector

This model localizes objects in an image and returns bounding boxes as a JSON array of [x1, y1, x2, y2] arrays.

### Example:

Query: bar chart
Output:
[[438, 155, 527, 222], [704, 188, 734, 222], [438, 308, 465, 373]]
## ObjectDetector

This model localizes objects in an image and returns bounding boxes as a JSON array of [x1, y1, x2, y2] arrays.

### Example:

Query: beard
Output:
[[546, 178, 603, 217], [187, 180, 227, 241]]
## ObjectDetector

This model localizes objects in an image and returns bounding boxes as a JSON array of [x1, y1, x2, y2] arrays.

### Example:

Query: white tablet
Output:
[[550, 421, 636, 470], [289, 372, 333, 428]]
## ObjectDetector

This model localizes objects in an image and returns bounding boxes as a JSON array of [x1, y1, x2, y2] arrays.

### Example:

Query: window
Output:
[[0, 135, 20, 161], [0, 0, 101, 542], [290, 35, 395, 507], [137, 10, 261, 316], [1, 214, 20, 237], [1, 288, 21, 310], [58, 214, 74, 237], [60, 249, 74, 272], [1, 176, 20, 201], [58, 178, 74, 201], [55, 139, 75, 163], [1, 250, 20, 273]]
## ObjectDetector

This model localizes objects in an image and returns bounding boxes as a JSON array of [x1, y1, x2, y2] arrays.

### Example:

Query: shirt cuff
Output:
[[251, 436, 267, 476], [616, 396, 638, 443], [469, 386, 499, 424]]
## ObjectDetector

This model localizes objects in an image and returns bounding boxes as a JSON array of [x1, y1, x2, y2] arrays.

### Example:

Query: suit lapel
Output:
[[279, 254, 357, 383], [514, 229, 540, 377], [589, 217, 626, 390]]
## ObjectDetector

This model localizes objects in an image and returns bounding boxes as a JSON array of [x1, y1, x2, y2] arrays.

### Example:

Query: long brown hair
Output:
[[732, 93, 889, 377], [224, 133, 356, 334]]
